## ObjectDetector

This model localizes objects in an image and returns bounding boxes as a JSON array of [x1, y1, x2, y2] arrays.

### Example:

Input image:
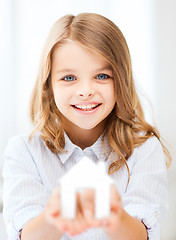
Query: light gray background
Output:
[[0, 0, 175, 239]]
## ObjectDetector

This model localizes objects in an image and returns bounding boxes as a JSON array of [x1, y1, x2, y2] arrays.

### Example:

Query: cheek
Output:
[[54, 95, 65, 109], [53, 89, 64, 108], [105, 84, 116, 102], [53, 87, 72, 111]]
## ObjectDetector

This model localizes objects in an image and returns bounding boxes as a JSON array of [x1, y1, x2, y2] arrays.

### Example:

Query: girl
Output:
[[3, 13, 171, 240]]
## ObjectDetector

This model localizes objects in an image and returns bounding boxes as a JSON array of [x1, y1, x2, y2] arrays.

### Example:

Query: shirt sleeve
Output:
[[2, 136, 50, 240], [122, 137, 168, 240]]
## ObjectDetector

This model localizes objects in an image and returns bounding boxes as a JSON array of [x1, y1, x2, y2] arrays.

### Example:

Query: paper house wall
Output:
[[59, 156, 113, 219]]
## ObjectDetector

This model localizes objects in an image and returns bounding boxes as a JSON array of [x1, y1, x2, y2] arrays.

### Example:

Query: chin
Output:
[[77, 122, 104, 131], [79, 125, 97, 130]]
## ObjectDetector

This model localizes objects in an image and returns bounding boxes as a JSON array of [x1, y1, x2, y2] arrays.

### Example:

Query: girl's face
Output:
[[51, 40, 116, 134]]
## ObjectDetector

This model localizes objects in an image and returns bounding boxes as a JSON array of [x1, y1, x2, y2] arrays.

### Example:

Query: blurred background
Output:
[[0, 0, 175, 239]]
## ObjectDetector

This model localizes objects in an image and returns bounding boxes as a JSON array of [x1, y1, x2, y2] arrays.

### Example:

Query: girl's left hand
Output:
[[78, 184, 122, 233], [99, 185, 122, 232]]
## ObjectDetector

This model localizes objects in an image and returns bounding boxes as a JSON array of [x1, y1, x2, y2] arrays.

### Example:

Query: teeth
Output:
[[74, 103, 99, 110]]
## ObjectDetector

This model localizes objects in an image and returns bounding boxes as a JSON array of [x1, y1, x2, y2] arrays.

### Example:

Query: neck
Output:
[[65, 124, 105, 150]]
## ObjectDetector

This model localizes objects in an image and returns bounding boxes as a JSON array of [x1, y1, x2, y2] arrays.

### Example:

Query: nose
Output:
[[79, 92, 92, 97], [76, 81, 95, 98]]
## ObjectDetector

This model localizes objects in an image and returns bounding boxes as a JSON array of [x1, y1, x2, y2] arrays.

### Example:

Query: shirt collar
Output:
[[88, 134, 111, 161], [58, 132, 112, 164], [58, 133, 78, 164]]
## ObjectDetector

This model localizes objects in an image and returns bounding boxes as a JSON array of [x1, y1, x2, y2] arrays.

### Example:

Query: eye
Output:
[[62, 75, 76, 82], [96, 74, 109, 80]]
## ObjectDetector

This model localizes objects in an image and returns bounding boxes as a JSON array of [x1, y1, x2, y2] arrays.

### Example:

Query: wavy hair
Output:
[[30, 13, 171, 177]]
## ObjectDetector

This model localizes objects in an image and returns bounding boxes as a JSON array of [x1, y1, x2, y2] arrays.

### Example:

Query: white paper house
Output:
[[60, 156, 113, 219]]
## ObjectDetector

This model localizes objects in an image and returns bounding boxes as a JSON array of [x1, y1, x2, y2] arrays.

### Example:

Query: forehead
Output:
[[52, 40, 112, 70]]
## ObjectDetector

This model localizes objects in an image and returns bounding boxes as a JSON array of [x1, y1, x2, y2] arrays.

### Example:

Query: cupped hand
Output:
[[100, 184, 122, 232], [44, 185, 122, 236], [44, 187, 100, 236]]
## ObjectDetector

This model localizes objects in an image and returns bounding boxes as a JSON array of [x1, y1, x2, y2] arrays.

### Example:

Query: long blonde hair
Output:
[[30, 13, 171, 175]]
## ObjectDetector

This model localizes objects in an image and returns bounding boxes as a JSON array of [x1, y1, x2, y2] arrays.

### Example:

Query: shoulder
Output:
[[133, 136, 166, 170], [3, 133, 57, 178], [135, 136, 164, 157], [4, 133, 48, 158]]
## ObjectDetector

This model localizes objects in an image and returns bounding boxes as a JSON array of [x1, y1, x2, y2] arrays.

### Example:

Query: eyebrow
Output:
[[95, 66, 113, 72], [56, 66, 112, 74]]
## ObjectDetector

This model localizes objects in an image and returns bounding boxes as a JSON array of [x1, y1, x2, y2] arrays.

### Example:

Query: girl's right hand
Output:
[[43, 187, 90, 236]]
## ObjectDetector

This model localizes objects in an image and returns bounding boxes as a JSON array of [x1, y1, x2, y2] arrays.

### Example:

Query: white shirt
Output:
[[2, 133, 168, 240]]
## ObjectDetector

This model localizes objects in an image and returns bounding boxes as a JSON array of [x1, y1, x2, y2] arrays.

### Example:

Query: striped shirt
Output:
[[2, 133, 168, 240]]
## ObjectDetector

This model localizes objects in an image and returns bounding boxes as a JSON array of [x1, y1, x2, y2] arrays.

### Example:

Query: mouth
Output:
[[71, 103, 102, 111]]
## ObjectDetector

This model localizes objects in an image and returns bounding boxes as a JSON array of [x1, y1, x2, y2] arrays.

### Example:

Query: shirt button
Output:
[[8, 218, 11, 223], [154, 212, 158, 217]]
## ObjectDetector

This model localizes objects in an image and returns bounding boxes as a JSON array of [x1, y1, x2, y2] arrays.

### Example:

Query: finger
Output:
[[110, 184, 121, 203], [45, 187, 62, 226], [100, 185, 122, 231], [65, 218, 87, 236], [110, 184, 121, 211], [48, 216, 68, 233], [48, 187, 62, 216], [76, 192, 83, 215], [80, 189, 95, 222], [76, 192, 92, 229], [48, 187, 61, 208]]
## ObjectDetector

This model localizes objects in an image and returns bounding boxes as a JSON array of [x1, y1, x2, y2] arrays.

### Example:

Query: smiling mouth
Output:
[[72, 103, 102, 111]]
